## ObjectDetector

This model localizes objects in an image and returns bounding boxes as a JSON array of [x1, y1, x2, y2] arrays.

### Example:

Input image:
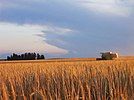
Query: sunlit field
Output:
[[0, 58, 134, 100]]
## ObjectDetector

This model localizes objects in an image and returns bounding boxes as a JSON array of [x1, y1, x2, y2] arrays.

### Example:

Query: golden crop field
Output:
[[0, 58, 134, 100]]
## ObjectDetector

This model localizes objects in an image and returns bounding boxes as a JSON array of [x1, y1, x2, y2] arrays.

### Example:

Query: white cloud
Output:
[[0, 0, 133, 17], [42, 26, 73, 36], [0, 22, 70, 55], [76, 0, 134, 17]]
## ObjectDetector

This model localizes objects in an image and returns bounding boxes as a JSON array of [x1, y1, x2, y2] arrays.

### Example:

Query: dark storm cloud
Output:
[[0, 0, 134, 57]]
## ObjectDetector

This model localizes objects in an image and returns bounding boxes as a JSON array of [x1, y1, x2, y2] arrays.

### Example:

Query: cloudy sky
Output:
[[0, 0, 134, 58]]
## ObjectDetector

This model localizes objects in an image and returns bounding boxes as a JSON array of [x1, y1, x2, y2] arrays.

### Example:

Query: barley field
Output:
[[0, 58, 134, 100]]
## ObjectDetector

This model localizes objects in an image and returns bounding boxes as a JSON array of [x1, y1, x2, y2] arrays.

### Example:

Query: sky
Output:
[[0, 0, 134, 58]]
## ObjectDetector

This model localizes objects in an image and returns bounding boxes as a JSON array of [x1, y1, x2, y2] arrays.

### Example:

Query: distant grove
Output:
[[7, 53, 45, 60]]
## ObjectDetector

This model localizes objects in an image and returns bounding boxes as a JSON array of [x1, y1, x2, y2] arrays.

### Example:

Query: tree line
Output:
[[7, 53, 45, 60]]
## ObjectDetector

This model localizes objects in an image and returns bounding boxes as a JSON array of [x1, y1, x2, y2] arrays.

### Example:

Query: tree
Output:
[[7, 56, 10, 60], [7, 53, 45, 60], [40, 55, 45, 59], [37, 53, 41, 59]]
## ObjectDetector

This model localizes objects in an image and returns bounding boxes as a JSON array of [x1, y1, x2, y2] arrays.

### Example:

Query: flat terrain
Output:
[[0, 57, 134, 99], [0, 58, 96, 64]]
